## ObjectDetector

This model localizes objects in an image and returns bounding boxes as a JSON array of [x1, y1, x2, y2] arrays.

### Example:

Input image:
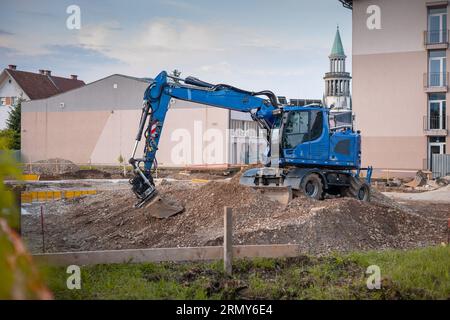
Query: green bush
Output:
[[0, 137, 51, 299], [0, 99, 22, 150], [0, 137, 21, 227], [0, 129, 17, 150]]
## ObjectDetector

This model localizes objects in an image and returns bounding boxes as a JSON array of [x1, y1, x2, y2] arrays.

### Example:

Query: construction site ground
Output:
[[20, 169, 450, 255]]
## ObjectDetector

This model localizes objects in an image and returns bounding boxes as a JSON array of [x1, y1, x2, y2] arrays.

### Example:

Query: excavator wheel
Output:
[[300, 173, 324, 200], [342, 177, 371, 202]]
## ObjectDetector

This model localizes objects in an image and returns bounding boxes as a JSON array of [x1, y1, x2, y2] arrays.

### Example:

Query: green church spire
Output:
[[330, 26, 345, 57]]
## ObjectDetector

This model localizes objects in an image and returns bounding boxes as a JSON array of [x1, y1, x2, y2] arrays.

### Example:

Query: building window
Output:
[[428, 7, 447, 44], [0, 97, 6, 106], [428, 136, 447, 170], [428, 93, 447, 130], [428, 50, 447, 87]]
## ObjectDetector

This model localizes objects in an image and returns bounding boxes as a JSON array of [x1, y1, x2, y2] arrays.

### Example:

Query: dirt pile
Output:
[[22, 176, 447, 254], [25, 158, 79, 176]]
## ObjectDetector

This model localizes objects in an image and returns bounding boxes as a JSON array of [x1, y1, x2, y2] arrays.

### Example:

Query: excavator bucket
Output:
[[143, 195, 184, 219]]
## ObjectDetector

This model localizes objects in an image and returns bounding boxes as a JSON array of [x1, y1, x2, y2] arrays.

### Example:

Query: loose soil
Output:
[[21, 172, 449, 254]]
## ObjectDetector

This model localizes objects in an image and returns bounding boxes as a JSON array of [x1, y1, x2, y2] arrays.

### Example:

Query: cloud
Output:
[[0, 29, 14, 36], [76, 18, 229, 77], [200, 62, 233, 75], [16, 9, 57, 18], [45, 44, 121, 64], [157, 0, 199, 11], [0, 46, 18, 56], [70, 17, 334, 97]]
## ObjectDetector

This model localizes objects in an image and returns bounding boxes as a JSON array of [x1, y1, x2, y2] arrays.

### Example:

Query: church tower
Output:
[[324, 26, 351, 111]]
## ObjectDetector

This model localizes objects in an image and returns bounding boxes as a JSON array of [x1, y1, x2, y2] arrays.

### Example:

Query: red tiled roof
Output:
[[5, 69, 85, 100]]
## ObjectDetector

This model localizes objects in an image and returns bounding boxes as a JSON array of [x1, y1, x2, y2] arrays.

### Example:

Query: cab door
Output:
[[282, 110, 310, 160], [308, 110, 329, 161]]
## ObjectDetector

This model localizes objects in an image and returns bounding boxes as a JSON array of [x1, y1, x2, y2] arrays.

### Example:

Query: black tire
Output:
[[342, 177, 371, 202], [301, 174, 324, 200]]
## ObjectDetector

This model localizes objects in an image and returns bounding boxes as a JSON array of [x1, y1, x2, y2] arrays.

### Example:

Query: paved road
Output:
[[383, 186, 450, 203]]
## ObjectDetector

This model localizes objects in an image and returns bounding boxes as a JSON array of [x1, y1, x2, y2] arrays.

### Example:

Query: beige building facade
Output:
[[340, 0, 449, 177], [21, 74, 264, 168]]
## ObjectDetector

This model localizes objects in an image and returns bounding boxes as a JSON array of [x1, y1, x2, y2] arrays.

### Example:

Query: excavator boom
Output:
[[129, 71, 280, 216]]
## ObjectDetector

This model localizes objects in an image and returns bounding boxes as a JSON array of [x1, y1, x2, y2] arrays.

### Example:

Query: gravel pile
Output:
[[21, 173, 447, 254], [25, 158, 79, 176]]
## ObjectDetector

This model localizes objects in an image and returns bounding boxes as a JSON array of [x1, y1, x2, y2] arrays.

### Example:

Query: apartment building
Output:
[[339, 0, 449, 176]]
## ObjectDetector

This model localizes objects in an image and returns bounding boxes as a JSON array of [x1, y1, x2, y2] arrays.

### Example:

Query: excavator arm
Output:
[[129, 71, 279, 209]]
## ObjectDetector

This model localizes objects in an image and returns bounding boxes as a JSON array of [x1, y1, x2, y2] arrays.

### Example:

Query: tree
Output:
[[6, 99, 21, 132], [5, 99, 21, 150], [118, 154, 126, 176], [0, 129, 16, 150]]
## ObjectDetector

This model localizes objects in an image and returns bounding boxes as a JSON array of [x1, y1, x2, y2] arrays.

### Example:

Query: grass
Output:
[[43, 246, 450, 300]]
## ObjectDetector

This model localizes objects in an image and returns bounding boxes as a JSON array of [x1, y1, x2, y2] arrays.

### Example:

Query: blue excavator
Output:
[[129, 71, 372, 218]]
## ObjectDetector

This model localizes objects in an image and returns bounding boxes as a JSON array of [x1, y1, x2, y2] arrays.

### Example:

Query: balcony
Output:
[[424, 29, 449, 49], [424, 72, 448, 92], [423, 115, 448, 136]]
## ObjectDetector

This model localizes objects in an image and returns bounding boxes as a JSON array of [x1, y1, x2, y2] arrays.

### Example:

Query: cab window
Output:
[[283, 110, 324, 149], [310, 110, 323, 141], [283, 111, 309, 149]]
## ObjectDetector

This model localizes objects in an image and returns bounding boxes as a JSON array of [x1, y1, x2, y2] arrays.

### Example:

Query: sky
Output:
[[0, 0, 352, 99]]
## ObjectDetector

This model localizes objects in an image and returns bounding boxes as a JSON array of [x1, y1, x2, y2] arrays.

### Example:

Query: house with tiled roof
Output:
[[0, 65, 85, 129]]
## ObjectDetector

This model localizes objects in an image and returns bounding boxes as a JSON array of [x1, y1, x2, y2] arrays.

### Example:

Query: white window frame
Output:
[[429, 55, 447, 86], [428, 97, 446, 129], [428, 139, 446, 169]]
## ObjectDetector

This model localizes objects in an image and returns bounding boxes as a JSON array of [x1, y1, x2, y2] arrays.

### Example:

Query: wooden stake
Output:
[[224, 207, 233, 275], [40, 206, 45, 253]]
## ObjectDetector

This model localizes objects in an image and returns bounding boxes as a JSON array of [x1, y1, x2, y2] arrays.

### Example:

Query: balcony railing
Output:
[[423, 115, 448, 135], [424, 72, 449, 90], [424, 29, 449, 46]]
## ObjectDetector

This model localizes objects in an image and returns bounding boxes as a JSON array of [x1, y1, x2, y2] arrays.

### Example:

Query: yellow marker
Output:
[[22, 174, 40, 181], [20, 189, 97, 203], [191, 179, 209, 183], [21, 192, 32, 203], [65, 191, 74, 199], [37, 191, 46, 201]]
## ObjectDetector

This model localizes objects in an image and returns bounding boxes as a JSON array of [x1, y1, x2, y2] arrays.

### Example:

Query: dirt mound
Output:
[[58, 169, 114, 180], [22, 176, 446, 254], [26, 158, 79, 176]]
